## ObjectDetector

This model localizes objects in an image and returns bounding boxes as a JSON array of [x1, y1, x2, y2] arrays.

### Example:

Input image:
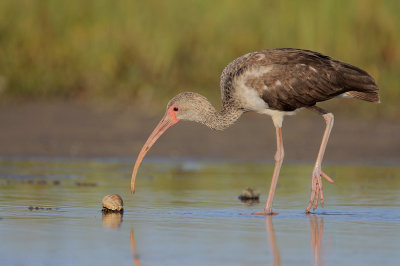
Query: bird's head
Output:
[[167, 92, 213, 122], [130, 92, 211, 193]]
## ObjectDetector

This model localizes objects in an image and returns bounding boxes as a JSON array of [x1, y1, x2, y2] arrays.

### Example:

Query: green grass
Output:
[[0, 0, 399, 117]]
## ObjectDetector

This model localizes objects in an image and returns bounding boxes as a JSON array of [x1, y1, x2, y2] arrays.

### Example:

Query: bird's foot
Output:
[[305, 167, 335, 213], [252, 210, 278, 216]]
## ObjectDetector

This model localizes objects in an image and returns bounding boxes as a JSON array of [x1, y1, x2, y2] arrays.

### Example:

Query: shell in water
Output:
[[102, 194, 124, 212], [238, 187, 260, 200]]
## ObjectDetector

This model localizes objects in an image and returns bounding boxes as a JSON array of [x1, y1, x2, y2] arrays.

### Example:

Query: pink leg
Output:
[[253, 126, 284, 215], [306, 107, 335, 213]]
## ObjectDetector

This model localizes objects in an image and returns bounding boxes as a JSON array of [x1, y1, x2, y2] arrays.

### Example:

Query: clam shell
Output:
[[102, 194, 124, 211]]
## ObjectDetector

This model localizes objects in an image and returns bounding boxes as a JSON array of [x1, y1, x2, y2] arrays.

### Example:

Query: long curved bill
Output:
[[130, 110, 179, 194]]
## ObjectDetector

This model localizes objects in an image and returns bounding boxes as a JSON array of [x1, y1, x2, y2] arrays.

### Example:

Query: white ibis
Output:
[[130, 48, 380, 215]]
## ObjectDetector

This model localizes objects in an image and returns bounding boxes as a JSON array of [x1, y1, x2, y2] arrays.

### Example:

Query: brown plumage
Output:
[[221, 48, 379, 112], [130, 48, 380, 215]]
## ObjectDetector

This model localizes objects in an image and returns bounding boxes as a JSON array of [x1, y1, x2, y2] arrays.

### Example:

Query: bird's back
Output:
[[220, 48, 380, 112]]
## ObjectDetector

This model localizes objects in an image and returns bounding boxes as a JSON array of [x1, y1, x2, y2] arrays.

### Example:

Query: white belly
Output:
[[234, 81, 297, 127]]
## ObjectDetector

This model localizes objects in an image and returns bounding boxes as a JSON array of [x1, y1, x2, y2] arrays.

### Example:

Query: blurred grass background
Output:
[[0, 0, 399, 117]]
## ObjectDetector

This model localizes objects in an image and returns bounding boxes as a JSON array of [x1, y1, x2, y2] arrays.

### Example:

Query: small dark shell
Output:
[[102, 194, 124, 212], [238, 187, 260, 200]]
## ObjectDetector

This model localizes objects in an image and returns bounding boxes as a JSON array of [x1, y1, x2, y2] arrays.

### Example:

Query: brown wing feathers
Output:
[[261, 63, 347, 111], [221, 48, 380, 112], [334, 62, 380, 102]]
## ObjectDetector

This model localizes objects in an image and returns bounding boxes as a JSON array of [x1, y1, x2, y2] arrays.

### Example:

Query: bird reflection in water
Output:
[[265, 215, 325, 266], [308, 215, 324, 266], [265, 216, 281, 266], [130, 229, 141, 266], [102, 212, 123, 229]]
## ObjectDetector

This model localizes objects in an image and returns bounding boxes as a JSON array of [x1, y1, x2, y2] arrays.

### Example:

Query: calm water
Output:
[[0, 157, 399, 266]]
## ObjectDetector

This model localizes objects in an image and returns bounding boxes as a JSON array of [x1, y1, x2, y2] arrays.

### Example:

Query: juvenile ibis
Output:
[[130, 48, 380, 215]]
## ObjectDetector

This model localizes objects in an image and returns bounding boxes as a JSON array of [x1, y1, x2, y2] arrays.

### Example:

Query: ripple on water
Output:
[[0, 157, 400, 265]]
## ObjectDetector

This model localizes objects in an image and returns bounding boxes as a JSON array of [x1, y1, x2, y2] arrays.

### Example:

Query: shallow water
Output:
[[0, 157, 399, 265]]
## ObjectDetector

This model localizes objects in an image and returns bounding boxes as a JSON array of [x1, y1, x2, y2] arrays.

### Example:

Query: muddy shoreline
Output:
[[0, 101, 399, 164]]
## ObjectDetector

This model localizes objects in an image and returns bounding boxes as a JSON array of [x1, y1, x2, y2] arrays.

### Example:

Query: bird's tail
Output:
[[339, 62, 381, 103], [347, 91, 380, 103]]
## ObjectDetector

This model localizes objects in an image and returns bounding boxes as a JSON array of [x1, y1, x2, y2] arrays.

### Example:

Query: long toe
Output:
[[306, 173, 319, 212], [321, 171, 335, 183], [306, 169, 334, 212]]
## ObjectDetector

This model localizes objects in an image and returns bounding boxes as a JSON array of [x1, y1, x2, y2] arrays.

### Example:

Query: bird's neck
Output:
[[202, 102, 243, 131]]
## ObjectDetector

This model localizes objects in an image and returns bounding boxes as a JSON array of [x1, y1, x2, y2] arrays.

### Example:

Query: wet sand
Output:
[[0, 100, 399, 163]]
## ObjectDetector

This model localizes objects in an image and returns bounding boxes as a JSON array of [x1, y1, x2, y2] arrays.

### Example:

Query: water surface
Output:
[[0, 158, 399, 265]]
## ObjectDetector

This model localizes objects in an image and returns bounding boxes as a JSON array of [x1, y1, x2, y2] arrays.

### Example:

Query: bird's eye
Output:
[[173, 107, 179, 112]]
